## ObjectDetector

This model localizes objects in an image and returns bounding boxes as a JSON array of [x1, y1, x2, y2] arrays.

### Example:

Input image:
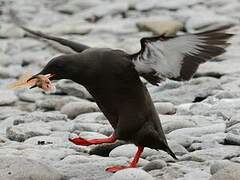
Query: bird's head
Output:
[[27, 54, 77, 92]]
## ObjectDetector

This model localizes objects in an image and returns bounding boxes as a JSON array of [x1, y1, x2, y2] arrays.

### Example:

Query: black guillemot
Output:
[[11, 10, 233, 173]]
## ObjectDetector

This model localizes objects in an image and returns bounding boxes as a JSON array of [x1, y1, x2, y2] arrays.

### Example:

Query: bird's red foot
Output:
[[69, 134, 117, 146], [106, 166, 132, 173], [69, 137, 92, 146]]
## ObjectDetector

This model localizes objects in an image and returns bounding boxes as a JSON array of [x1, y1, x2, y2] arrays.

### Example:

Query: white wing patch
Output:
[[133, 35, 206, 79]]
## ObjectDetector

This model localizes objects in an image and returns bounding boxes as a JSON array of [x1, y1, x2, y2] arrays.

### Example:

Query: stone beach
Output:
[[0, 0, 240, 179]]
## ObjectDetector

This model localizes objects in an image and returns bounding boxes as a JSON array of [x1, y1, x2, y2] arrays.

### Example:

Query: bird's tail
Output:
[[164, 144, 178, 160]]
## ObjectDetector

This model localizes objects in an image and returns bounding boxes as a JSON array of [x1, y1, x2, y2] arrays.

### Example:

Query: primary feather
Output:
[[132, 26, 233, 85]]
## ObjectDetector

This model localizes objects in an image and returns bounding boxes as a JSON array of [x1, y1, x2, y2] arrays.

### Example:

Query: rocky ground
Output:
[[1, 0, 240, 179]]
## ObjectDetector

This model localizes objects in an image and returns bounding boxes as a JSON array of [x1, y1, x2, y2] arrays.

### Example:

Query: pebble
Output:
[[224, 133, 240, 145], [109, 168, 154, 180], [109, 144, 159, 159], [210, 164, 240, 180], [210, 160, 237, 175], [0, 156, 67, 180], [61, 101, 100, 119], [56, 79, 92, 99], [143, 159, 167, 171], [36, 95, 81, 110], [0, 90, 18, 106], [6, 122, 52, 142], [154, 102, 176, 115], [1, 0, 240, 179]]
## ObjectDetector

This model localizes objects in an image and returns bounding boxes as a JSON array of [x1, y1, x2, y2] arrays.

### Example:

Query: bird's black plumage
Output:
[[10, 10, 233, 164]]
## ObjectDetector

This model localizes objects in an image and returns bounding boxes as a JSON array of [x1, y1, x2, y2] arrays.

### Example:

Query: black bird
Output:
[[11, 11, 233, 173]]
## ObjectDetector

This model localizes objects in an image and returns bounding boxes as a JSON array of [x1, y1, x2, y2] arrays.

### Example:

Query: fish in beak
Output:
[[8, 73, 56, 93]]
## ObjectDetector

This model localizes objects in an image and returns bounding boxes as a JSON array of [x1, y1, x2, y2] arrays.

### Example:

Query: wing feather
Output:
[[131, 27, 233, 85]]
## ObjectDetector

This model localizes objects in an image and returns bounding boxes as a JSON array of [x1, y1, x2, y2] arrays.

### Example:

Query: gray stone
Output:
[[225, 133, 240, 145], [168, 141, 188, 156], [0, 156, 67, 180], [109, 144, 159, 159], [6, 122, 52, 142], [168, 123, 226, 139], [36, 96, 80, 110], [0, 107, 26, 120], [181, 146, 240, 162], [74, 112, 107, 124], [143, 160, 167, 171], [167, 134, 194, 148], [73, 2, 128, 19], [161, 115, 196, 134], [11, 111, 68, 125], [17, 91, 44, 102], [0, 90, 18, 106], [210, 160, 237, 175], [151, 77, 222, 105], [210, 164, 240, 180], [154, 102, 176, 115], [109, 168, 154, 180], [0, 24, 25, 38], [73, 122, 113, 136], [61, 101, 100, 119], [186, 12, 237, 32], [0, 65, 23, 78], [56, 79, 92, 99]]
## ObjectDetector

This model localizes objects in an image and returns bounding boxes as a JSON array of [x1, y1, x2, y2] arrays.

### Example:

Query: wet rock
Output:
[[137, 20, 183, 36], [210, 164, 240, 180], [61, 101, 100, 119], [0, 90, 18, 106], [0, 156, 67, 180], [6, 122, 52, 142], [110, 169, 154, 180], [143, 159, 167, 171]]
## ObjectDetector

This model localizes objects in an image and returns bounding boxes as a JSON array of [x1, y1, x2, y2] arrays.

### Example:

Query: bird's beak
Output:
[[27, 73, 55, 90]]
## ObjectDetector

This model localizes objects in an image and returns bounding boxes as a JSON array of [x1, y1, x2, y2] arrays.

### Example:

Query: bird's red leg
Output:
[[69, 133, 117, 146], [106, 146, 144, 173]]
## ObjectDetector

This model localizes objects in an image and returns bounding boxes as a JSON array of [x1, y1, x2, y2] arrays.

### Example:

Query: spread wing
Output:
[[131, 26, 233, 85]]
